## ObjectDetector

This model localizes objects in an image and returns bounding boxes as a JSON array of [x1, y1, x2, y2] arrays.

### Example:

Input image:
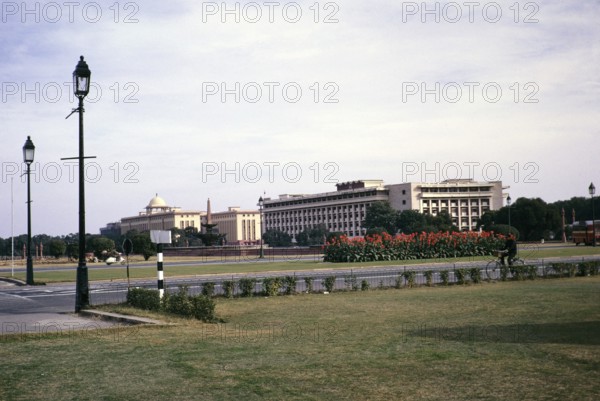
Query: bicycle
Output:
[[485, 250, 525, 280]]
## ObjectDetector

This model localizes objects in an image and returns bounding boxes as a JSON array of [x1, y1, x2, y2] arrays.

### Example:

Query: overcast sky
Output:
[[1, 0, 599, 238]]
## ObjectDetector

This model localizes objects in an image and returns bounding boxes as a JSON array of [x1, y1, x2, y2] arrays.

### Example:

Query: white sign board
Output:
[[150, 230, 172, 244]]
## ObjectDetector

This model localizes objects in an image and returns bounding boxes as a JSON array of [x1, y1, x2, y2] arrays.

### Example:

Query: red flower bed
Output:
[[323, 231, 506, 263]]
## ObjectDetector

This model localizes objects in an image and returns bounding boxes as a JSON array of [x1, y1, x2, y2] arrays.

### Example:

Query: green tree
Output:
[[432, 210, 458, 232], [483, 223, 519, 238], [65, 242, 78, 260], [263, 229, 292, 247], [184, 226, 199, 237], [326, 232, 345, 243], [363, 201, 399, 234], [552, 196, 599, 223], [397, 210, 426, 233], [170, 228, 186, 246], [128, 231, 155, 261], [86, 235, 116, 259], [365, 227, 388, 237], [46, 239, 67, 259], [477, 210, 497, 231], [296, 224, 329, 246], [33, 234, 52, 248], [480, 198, 560, 241]]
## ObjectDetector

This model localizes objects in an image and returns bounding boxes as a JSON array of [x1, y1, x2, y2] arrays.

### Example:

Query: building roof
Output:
[[147, 194, 167, 209]]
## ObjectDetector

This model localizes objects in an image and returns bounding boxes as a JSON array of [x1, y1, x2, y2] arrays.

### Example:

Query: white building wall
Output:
[[263, 186, 389, 239], [263, 180, 505, 237]]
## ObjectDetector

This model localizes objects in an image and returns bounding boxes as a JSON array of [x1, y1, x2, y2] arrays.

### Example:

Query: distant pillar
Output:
[[206, 198, 212, 225]]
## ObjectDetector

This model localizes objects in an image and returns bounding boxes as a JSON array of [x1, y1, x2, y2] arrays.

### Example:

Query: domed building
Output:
[[115, 195, 262, 246], [120, 194, 206, 234], [146, 194, 169, 211]]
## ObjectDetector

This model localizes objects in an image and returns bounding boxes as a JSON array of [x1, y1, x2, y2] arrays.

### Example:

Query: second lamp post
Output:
[[73, 56, 91, 312], [507, 194, 512, 237], [258, 196, 265, 258], [23, 136, 35, 285], [590, 182, 596, 247]]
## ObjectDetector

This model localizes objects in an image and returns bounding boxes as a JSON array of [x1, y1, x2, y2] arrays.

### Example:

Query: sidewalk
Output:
[[0, 312, 118, 336], [0, 279, 161, 338]]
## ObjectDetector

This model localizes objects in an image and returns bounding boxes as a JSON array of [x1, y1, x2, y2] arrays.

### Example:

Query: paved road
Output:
[[0, 281, 119, 335], [0, 255, 322, 274]]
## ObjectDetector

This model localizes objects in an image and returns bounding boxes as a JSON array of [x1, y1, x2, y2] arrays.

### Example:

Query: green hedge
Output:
[[403, 271, 416, 288], [239, 278, 257, 297], [304, 277, 314, 293], [127, 286, 216, 322], [126, 287, 160, 311], [262, 277, 282, 297], [323, 276, 336, 292], [223, 280, 235, 298], [283, 276, 297, 295], [201, 282, 216, 297], [578, 260, 600, 276]]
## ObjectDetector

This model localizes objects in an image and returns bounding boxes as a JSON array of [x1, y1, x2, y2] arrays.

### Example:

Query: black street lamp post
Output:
[[258, 196, 264, 259], [590, 182, 596, 247], [71, 56, 91, 312], [507, 194, 512, 237], [22, 136, 35, 285]]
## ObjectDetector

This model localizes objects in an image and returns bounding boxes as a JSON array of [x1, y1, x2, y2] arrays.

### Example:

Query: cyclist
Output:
[[500, 238, 517, 266]]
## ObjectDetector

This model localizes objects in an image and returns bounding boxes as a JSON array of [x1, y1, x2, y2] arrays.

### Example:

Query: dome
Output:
[[147, 194, 167, 208]]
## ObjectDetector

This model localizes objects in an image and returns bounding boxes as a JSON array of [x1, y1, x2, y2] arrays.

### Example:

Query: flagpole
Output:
[[11, 177, 14, 277]]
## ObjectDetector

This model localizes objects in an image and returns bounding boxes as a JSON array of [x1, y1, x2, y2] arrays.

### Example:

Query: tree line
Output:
[[0, 226, 230, 261], [263, 195, 600, 245], [363, 196, 600, 241], [0, 231, 155, 261], [2, 195, 597, 255]]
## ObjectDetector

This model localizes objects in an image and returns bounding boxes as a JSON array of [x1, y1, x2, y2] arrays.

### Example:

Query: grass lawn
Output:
[[4, 244, 600, 284], [1, 277, 599, 400]]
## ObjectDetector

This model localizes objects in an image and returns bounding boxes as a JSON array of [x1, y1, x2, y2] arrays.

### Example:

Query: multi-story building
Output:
[[263, 179, 505, 239], [99, 222, 121, 238], [115, 196, 262, 245], [386, 179, 504, 231], [210, 207, 261, 245], [120, 194, 205, 234], [263, 180, 388, 239]]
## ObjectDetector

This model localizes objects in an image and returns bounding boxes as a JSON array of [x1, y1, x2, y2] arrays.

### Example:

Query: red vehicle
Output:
[[572, 221, 600, 246]]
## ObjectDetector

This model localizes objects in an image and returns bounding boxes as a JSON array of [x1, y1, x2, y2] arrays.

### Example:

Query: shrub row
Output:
[[126, 286, 216, 322], [548, 261, 600, 277], [176, 260, 600, 300]]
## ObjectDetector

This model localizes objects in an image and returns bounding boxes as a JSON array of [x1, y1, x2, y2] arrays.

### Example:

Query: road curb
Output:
[[0, 277, 27, 286], [79, 310, 165, 326]]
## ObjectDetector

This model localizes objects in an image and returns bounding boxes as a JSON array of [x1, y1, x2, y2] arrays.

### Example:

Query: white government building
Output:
[[262, 179, 505, 239], [118, 195, 261, 245]]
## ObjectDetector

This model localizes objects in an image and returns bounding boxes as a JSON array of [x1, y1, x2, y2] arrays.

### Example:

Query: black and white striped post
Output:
[[150, 230, 171, 298], [157, 243, 164, 298]]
